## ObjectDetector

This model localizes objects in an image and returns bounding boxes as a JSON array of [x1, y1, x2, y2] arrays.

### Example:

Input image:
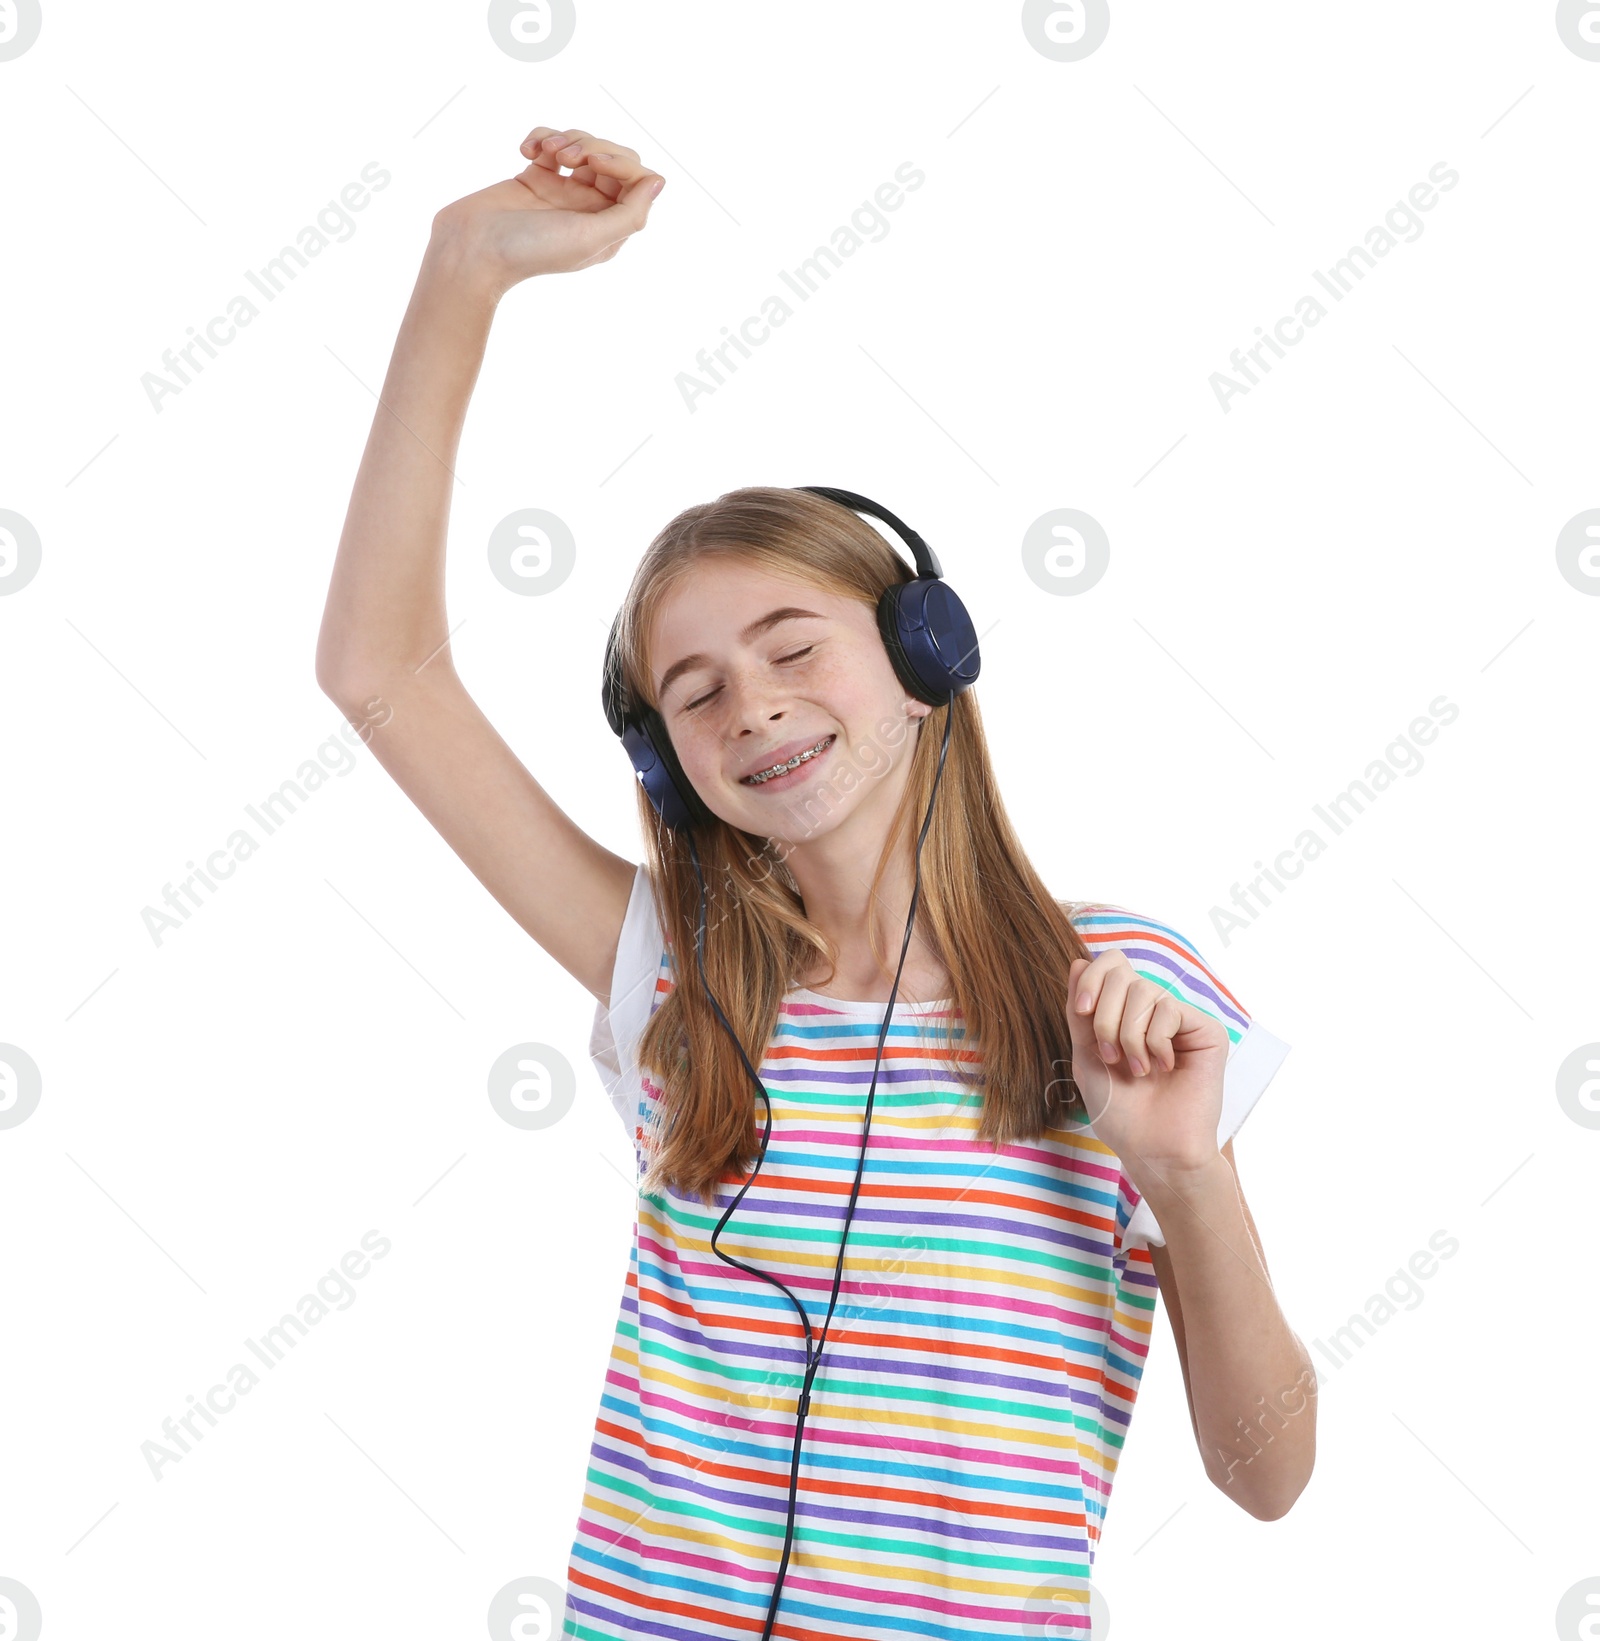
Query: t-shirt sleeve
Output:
[[586, 863, 668, 1155], [1067, 904, 1292, 1254]]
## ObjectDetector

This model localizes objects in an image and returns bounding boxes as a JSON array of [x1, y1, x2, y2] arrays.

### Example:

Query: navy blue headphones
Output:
[[597, 487, 980, 1639]]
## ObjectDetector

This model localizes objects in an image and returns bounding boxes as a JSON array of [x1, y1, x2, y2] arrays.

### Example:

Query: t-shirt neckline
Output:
[[786, 984, 954, 1016]]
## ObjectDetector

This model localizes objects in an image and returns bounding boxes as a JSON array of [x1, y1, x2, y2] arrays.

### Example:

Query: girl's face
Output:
[[647, 556, 933, 846]]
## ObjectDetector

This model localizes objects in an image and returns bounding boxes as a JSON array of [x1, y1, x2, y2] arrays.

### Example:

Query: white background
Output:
[[2, 2, 1597, 1637]]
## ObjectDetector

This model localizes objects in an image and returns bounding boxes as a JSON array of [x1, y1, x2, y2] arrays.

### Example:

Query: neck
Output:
[[779, 756, 945, 1000]]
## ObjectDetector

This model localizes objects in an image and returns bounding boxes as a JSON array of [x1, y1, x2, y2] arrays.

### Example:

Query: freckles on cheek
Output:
[[678, 728, 712, 783], [686, 728, 734, 796]]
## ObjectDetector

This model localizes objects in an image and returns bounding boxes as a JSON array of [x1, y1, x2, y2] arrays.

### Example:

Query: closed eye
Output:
[[684, 647, 815, 712]]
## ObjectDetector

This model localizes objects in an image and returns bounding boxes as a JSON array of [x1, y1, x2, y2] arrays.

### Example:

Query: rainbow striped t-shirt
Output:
[[570, 865, 1291, 1639]]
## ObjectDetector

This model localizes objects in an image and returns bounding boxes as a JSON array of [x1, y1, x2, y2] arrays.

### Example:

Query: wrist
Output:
[[422, 214, 513, 310], [1127, 1149, 1232, 1217]]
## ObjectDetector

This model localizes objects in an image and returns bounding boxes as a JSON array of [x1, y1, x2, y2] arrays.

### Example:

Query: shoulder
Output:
[[1059, 899, 1252, 1043]]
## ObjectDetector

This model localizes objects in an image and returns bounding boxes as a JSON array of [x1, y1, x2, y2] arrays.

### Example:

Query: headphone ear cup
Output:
[[604, 612, 709, 833], [878, 578, 982, 705], [631, 705, 712, 834], [876, 586, 929, 703]]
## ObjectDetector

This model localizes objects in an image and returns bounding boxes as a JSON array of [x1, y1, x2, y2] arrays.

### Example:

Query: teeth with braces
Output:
[[744, 735, 832, 784]]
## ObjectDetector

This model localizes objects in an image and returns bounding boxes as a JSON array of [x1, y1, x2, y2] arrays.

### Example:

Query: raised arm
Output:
[[315, 126, 666, 1005]]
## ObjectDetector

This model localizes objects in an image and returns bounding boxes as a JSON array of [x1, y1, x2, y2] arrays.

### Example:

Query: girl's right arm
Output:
[[315, 126, 666, 1007]]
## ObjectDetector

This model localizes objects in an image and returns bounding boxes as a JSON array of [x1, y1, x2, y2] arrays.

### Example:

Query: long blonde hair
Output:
[[612, 486, 1095, 1204]]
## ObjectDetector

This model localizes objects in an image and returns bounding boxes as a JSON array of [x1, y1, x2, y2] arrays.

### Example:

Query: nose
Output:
[[726, 663, 788, 736]]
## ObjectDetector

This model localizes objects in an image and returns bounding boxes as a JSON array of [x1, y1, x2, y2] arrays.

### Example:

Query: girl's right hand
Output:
[[431, 126, 665, 294]]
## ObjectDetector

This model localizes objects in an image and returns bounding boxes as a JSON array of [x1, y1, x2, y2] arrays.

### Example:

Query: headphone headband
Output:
[[793, 485, 944, 580]]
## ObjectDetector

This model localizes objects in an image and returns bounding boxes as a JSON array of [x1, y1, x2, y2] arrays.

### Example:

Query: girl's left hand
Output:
[[1063, 951, 1231, 1191]]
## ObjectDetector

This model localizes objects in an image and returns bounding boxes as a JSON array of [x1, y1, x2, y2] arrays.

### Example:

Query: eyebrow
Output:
[[656, 607, 827, 701]]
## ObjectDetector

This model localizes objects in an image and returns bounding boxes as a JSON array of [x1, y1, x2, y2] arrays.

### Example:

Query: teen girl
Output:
[[317, 125, 1315, 1641]]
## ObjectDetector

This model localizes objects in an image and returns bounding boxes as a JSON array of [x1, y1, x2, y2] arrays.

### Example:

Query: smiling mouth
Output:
[[740, 734, 837, 786]]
